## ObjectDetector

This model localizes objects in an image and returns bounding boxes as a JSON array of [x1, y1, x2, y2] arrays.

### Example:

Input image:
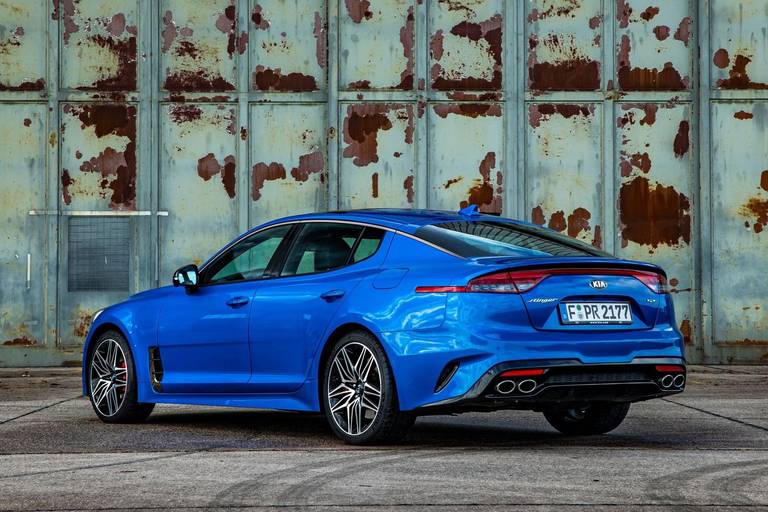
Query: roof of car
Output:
[[256, 208, 526, 234]]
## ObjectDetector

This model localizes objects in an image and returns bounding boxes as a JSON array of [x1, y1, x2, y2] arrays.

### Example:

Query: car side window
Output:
[[281, 223, 364, 277], [204, 224, 292, 284], [352, 228, 385, 262]]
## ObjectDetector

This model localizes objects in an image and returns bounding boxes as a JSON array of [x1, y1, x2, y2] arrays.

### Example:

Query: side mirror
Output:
[[172, 264, 199, 290]]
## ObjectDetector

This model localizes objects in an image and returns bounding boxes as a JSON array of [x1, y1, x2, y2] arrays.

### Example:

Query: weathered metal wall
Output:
[[0, 0, 766, 365]]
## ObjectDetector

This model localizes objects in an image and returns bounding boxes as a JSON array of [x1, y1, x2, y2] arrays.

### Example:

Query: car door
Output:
[[248, 223, 386, 392], [157, 224, 293, 393]]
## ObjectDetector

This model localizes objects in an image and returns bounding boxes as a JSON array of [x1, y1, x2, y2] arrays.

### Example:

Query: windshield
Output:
[[415, 221, 611, 258]]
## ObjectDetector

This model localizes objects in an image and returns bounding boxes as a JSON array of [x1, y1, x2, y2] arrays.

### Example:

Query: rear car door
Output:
[[157, 224, 293, 393], [248, 223, 386, 392]]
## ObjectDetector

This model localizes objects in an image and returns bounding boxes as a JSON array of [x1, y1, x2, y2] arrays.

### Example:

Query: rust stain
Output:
[[713, 48, 730, 69], [348, 80, 371, 90], [445, 92, 500, 101], [717, 54, 768, 90], [620, 151, 652, 177], [433, 103, 502, 119], [548, 210, 566, 232], [403, 175, 414, 204], [673, 120, 689, 158], [461, 152, 502, 214], [740, 197, 768, 234], [164, 70, 236, 92], [432, 14, 502, 91], [761, 171, 768, 192], [169, 104, 202, 123], [619, 177, 691, 248], [251, 162, 286, 201], [617, 0, 632, 28], [618, 35, 686, 90], [589, 15, 602, 29], [444, 177, 464, 189], [251, 5, 269, 30], [161, 10, 177, 52], [62, 0, 78, 44], [528, 103, 593, 129], [673, 16, 691, 47], [371, 172, 379, 198], [78, 33, 137, 91], [0, 78, 46, 92], [734, 111, 753, 120], [237, 31, 248, 55], [680, 319, 692, 345], [215, 2, 237, 58], [240, 126, 247, 141], [342, 104, 394, 167], [639, 6, 659, 21], [591, 225, 602, 249], [63, 104, 137, 209], [566, 207, 592, 238], [314, 11, 327, 69], [3, 336, 38, 347], [252, 65, 317, 92], [23, 118, 31, 127], [345, 0, 372, 23], [531, 205, 546, 226], [528, 2, 579, 22], [653, 25, 670, 40], [197, 153, 236, 199], [74, 311, 92, 338], [528, 32, 600, 91], [290, 150, 324, 182], [397, 6, 415, 90], [430, 29, 444, 61], [106, 13, 126, 37]]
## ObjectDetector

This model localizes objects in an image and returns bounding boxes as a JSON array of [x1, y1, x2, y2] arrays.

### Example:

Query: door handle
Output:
[[226, 296, 250, 308], [320, 289, 345, 302]]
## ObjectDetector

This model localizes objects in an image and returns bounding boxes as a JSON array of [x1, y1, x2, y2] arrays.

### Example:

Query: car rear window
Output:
[[415, 221, 611, 258]]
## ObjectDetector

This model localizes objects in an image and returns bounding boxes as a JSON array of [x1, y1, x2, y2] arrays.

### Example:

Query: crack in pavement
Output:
[[662, 398, 768, 434], [0, 396, 81, 426]]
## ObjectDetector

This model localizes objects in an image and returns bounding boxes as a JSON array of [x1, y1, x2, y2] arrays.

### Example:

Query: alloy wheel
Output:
[[89, 338, 128, 417], [327, 342, 382, 436]]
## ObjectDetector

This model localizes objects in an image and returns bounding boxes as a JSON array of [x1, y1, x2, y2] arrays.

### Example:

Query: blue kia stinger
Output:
[[82, 206, 686, 444]]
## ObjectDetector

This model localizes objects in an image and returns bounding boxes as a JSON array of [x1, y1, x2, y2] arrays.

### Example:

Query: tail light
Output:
[[655, 365, 685, 373], [499, 368, 546, 377], [416, 268, 669, 294]]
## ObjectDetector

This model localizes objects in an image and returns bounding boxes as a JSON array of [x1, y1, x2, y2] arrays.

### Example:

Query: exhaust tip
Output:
[[517, 379, 537, 394], [495, 380, 516, 395], [673, 374, 685, 388], [660, 374, 674, 389]]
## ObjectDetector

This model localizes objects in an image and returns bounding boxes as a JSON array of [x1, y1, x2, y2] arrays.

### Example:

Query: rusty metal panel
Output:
[[615, 103, 694, 347], [339, 0, 414, 90], [160, 0, 239, 92], [0, 0, 46, 91], [710, 0, 768, 90], [339, 103, 415, 208], [0, 104, 46, 349], [59, 0, 139, 91], [526, 103, 603, 248], [59, 103, 137, 211], [250, 0, 326, 92], [427, 103, 503, 213], [527, 0, 602, 91], [159, 103, 239, 276], [710, 102, 768, 354], [616, 0, 692, 91], [428, 0, 503, 92], [249, 103, 327, 222]]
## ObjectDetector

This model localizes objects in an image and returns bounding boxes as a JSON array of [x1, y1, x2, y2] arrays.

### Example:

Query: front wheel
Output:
[[87, 330, 154, 423], [543, 402, 630, 435], [322, 331, 414, 445]]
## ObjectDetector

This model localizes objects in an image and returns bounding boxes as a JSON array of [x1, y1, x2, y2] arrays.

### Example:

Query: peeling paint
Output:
[[197, 153, 236, 199], [342, 104, 394, 167], [617, 35, 686, 90], [252, 65, 318, 92], [619, 177, 691, 248], [251, 162, 286, 201], [717, 54, 768, 90]]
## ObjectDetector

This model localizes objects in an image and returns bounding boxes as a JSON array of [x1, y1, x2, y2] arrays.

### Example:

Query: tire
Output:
[[87, 330, 154, 423], [322, 331, 414, 445], [543, 402, 630, 435]]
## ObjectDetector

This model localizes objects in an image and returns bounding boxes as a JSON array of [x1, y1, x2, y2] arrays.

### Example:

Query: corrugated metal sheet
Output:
[[0, 0, 766, 364]]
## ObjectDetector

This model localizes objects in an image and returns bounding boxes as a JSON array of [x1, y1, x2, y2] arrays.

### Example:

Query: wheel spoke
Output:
[[364, 382, 381, 397], [339, 347, 357, 380], [333, 357, 354, 384], [92, 379, 110, 407], [358, 352, 375, 382], [92, 352, 111, 378], [328, 383, 353, 399], [106, 386, 118, 416], [361, 393, 378, 413], [330, 392, 354, 414]]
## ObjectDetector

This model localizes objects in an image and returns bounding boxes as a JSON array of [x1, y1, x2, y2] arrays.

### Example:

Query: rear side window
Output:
[[352, 228, 385, 262], [282, 223, 363, 276], [415, 221, 610, 258]]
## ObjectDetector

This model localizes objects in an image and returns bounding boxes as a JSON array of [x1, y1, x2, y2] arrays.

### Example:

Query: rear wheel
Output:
[[543, 402, 630, 435], [322, 331, 414, 445], [87, 330, 154, 423]]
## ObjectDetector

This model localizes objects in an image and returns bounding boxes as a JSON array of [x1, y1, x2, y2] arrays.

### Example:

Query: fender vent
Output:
[[434, 361, 459, 392], [149, 347, 164, 392]]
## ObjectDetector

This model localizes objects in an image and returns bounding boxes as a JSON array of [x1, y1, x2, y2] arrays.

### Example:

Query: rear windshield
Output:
[[415, 221, 611, 258]]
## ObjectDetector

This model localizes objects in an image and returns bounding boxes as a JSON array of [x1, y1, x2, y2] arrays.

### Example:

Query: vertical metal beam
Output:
[[514, 0, 526, 221], [138, 0, 154, 291], [602, 0, 616, 256], [149, 0, 161, 287], [697, 0, 713, 362], [414, 0, 428, 210], [238, 0, 250, 230], [505, 0, 519, 219], [326, 0, 340, 211]]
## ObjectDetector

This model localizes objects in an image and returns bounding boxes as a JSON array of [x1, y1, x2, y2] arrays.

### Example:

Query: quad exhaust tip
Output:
[[495, 380, 516, 395], [660, 374, 674, 389], [517, 379, 537, 394], [673, 374, 685, 388]]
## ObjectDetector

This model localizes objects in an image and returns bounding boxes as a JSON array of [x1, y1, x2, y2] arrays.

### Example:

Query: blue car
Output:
[[83, 206, 686, 444]]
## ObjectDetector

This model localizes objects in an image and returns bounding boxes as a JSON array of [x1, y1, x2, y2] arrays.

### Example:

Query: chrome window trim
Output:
[[199, 219, 464, 275]]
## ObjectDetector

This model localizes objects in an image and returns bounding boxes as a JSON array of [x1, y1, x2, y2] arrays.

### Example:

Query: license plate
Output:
[[560, 302, 633, 324]]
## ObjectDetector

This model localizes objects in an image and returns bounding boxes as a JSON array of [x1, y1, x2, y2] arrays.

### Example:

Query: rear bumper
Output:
[[416, 357, 685, 414]]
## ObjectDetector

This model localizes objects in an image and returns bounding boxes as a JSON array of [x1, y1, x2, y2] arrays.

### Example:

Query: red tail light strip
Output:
[[655, 365, 685, 373], [416, 268, 669, 295], [499, 369, 546, 377]]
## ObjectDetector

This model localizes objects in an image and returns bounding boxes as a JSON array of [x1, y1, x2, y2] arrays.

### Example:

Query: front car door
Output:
[[249, 223, 387, 392], [157, 224, 293, 393]]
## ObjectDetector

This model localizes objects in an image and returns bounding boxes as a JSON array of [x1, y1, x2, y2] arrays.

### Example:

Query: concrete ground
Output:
[[1, 366, 767, 511]]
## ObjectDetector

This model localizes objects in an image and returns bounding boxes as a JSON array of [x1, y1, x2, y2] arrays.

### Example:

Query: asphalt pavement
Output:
[[1, 365, 767, 511]]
